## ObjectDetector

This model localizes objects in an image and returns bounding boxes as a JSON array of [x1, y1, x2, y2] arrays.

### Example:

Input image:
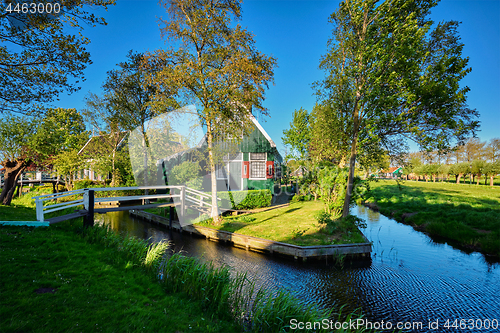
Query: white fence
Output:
[[33, 185, 219, 223]]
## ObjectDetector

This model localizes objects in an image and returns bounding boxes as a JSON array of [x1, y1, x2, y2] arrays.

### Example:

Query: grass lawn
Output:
[[364, 180, 500, 256], [0, 221, 240, 333], [0, 192, 241, 333], [196, 200, 367, 246]]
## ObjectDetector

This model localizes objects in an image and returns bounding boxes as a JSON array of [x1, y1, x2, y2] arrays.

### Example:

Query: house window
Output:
[[216, 164, 227, 179], [250, 153, 266, 179], [228, 152, 242, 161]]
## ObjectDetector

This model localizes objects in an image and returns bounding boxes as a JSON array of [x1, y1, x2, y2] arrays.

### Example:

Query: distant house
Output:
[[77, 132, 128, 181], [158, 116, 283, 194], [291, 166, 308, 178], [379, 166, 403, 178]]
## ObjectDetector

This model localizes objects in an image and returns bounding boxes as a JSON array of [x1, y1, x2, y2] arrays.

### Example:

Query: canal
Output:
[[95, 206, 500, 332]]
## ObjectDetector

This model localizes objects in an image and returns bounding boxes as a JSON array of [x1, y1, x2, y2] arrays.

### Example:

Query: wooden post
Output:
[[36, 198, 44, 222], [18, 174, 23, 198], [180, 186, 185, 219], [169, 206, 173, 229], [84, 189, 94, 228]]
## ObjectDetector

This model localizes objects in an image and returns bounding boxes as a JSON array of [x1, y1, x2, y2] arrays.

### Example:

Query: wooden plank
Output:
[[94, 202, 179, 214], [47, 211, 87, 224]]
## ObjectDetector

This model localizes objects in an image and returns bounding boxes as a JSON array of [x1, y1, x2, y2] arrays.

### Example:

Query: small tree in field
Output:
[[0, 109, 87, 204], [438, 164, 451, 182], [483, 161, 500, 187], [449, 162, 470, 184], [470, 159, 485, 185], [426, 164, 440, 182]]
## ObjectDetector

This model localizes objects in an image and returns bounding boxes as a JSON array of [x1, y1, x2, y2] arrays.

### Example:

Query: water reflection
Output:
[[95, 208, 500, 333]]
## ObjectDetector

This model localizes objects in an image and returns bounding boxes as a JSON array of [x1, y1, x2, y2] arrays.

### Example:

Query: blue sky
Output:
[[55, 0, 500, 155]]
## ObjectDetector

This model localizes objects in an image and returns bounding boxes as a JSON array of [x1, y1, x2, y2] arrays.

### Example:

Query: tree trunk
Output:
[[0, 159, 29, 205], [207, 123, 221, 223], [457, 174, 462, 184], [111, 149, 116, 187], [56, 175, 60, 193], [342, 99, 360, 218]]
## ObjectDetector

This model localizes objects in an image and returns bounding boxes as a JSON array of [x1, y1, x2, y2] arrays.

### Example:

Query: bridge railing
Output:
[[33, 185, 184, 222], [33, 189, 86, 222]]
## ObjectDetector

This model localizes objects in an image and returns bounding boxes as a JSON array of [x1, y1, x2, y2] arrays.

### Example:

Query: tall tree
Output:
[[82, 93, 130, 187], [282, 108, 311, 162], [485, 138, 500, 163], [144, 0, 276, 222], [316, 0, 479, 217], [309, 103, 351, 166], [84, 51, 161, 188], [462, 137, 486, 163], [1, 0, 114, 115]]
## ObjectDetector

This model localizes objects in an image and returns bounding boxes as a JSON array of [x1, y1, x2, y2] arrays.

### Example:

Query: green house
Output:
[[158, 116, 283, 194]]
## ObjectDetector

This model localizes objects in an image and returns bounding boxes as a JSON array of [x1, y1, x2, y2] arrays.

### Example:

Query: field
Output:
[[196, 200, 367, 246], [364, 180, 500, 256]]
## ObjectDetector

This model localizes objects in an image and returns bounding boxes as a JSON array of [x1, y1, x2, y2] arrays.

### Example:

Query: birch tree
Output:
[[144, 0, 276, 222], [316, 0, 479, 217]]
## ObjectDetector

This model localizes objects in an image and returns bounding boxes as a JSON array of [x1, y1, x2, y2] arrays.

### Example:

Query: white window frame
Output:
[[215, 163, 228, 180], [216, 153, 243, 180], [249, 152, 267, 180]]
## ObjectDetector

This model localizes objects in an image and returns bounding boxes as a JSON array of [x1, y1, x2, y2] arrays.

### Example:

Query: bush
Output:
[[315, 211, 367, 236], [74, 179, 105, 190], [218, 189, 272, 210]]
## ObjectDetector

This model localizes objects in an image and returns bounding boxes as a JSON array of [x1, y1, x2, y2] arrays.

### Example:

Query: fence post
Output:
[[84, 189, 94, 228], [169, 206, 173, 229], [36, 198, 44, 222], [83, 189, 89, 211], [180, 186, 185, 219]]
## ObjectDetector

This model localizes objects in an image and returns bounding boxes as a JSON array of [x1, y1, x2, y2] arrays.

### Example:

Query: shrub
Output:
[[315, 211, 367, 236], [218, 189, 272, 210], [74, 179, 104, 189]]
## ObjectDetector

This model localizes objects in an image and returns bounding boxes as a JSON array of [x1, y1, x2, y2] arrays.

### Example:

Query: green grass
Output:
[[364, 180, 500, 256], [0, 187, 50, 221], [0, 221, 240, 333], [196, 200, 367, 246]]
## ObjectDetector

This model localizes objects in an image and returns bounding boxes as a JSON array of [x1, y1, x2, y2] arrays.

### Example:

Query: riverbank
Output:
[[364, 180, 500, 257], [0, 198, 370, 332], [130, 209, 371, 261], [0, 220, 242, 332], [196, 200, 367, 246]]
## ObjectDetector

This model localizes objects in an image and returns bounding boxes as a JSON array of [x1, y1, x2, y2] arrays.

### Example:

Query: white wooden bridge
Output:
[[33, 185, 219, 226]]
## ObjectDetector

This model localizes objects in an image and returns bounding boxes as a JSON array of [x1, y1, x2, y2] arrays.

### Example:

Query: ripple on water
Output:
[[97, 210, 500, 333]]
